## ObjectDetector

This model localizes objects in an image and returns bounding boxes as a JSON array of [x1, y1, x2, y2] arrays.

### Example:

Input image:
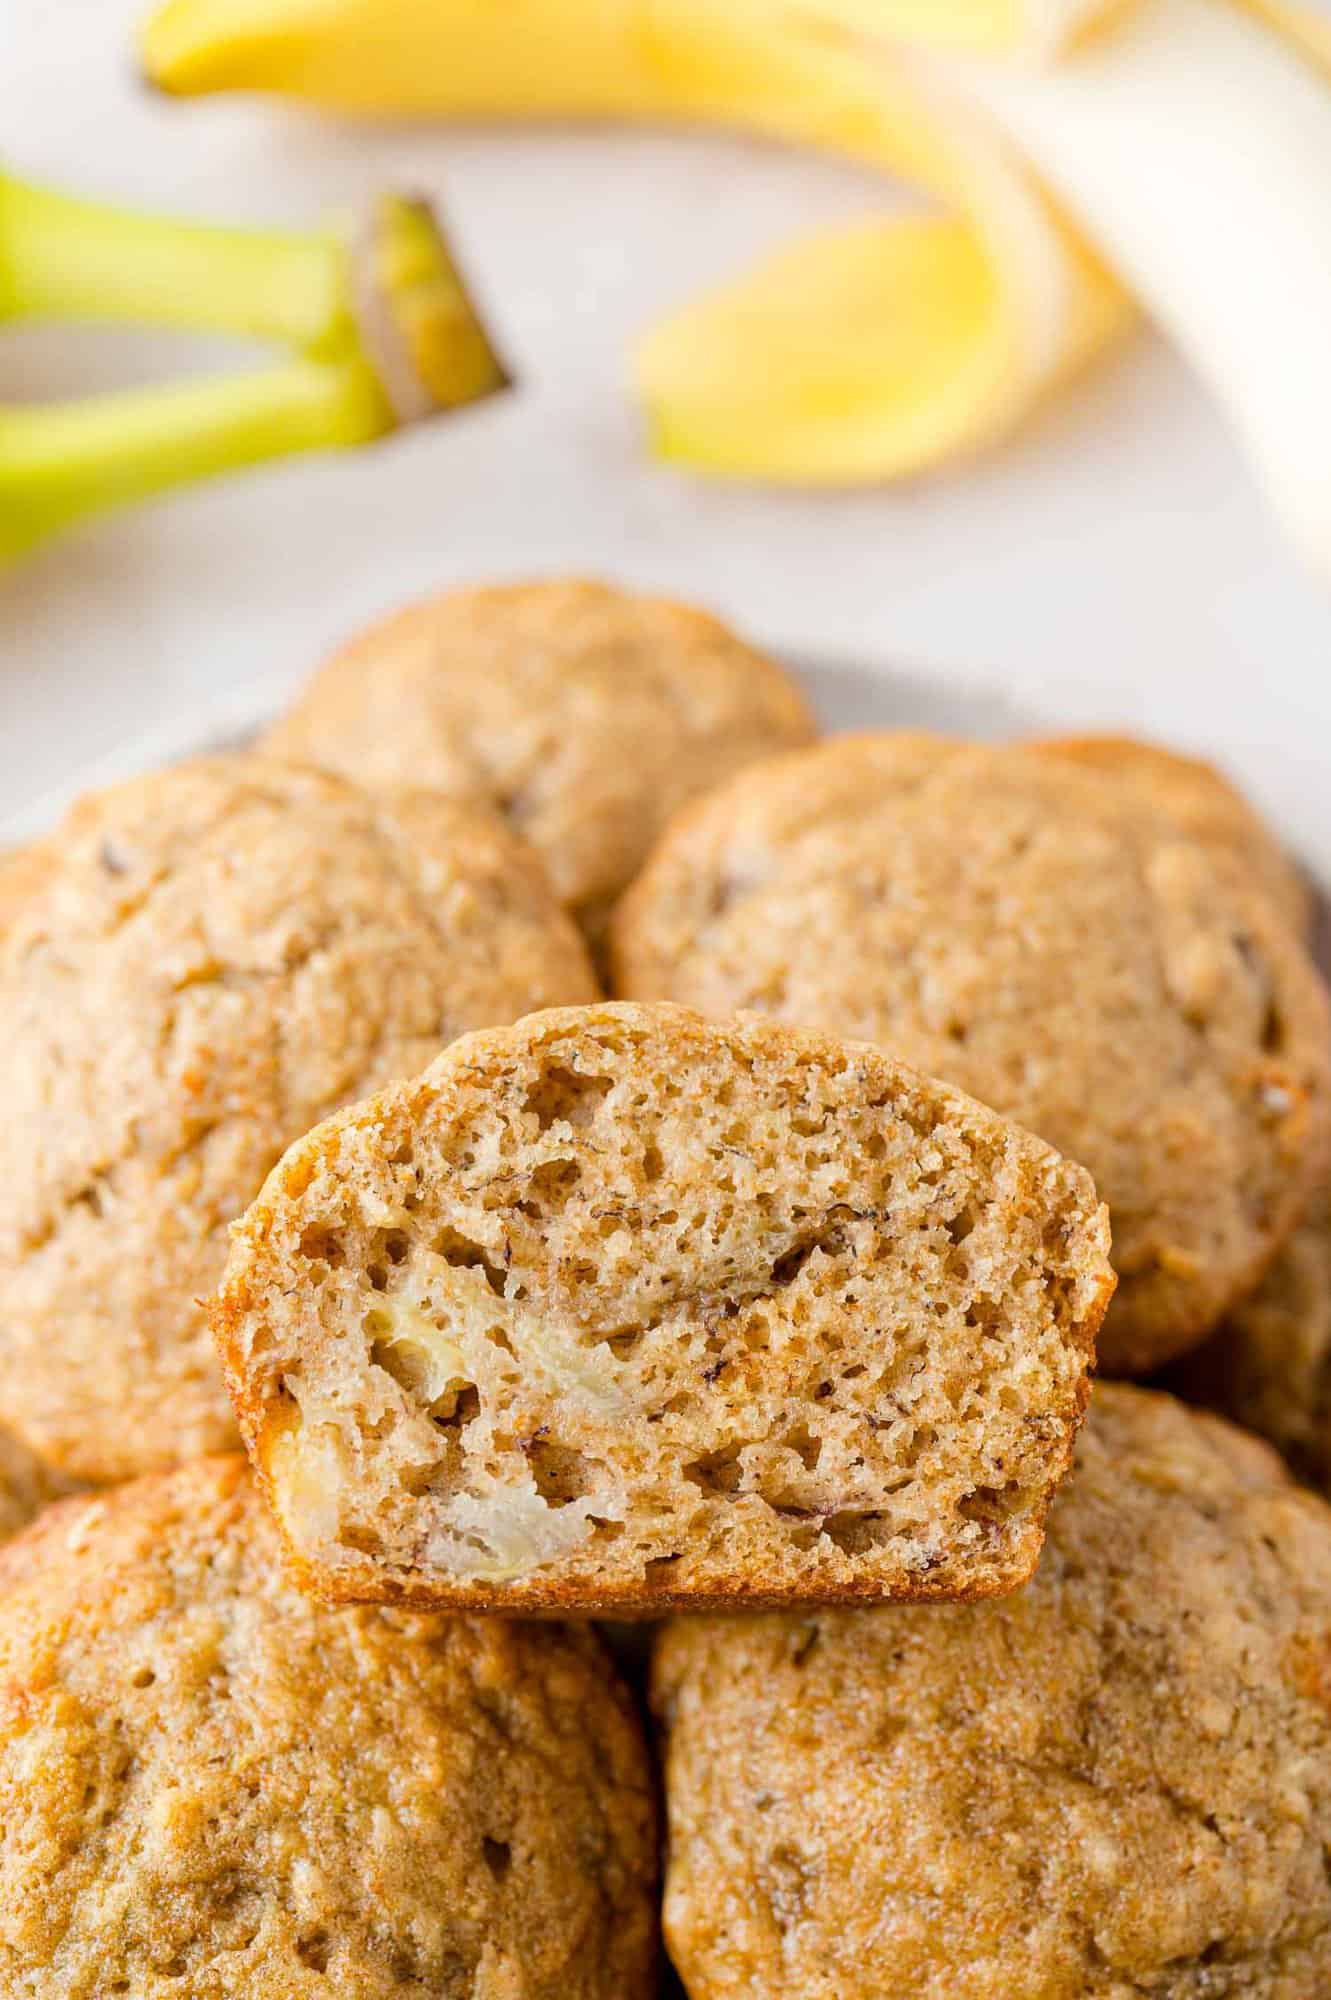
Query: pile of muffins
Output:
[[1, 577, 1329, 1998]]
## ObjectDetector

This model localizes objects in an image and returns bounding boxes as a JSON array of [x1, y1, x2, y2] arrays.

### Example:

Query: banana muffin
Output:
[[1174, 1175, 1331, 1495], [653, 1383, 1331, 2000], [612, 734, 1331, 1373], [0, 757, 596, 1483], [261, 578, 816, 954], [1035, 734, 1311, 934], [0, 1457, 657, 1998], [212, 1001, 1113, 1613]]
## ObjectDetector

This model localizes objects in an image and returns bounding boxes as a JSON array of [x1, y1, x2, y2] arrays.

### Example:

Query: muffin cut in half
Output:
[[213, 1003, 1114, 1612]]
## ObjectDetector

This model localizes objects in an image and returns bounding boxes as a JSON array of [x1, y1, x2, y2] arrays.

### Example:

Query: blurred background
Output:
[[3, 0, 1330, 866]]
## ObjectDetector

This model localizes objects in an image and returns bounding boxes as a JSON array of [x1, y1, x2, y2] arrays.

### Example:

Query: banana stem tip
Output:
[[353, 192, 512, 425]]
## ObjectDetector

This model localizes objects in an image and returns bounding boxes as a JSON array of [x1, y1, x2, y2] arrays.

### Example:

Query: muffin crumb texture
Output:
[[0, 1458, 657, 1998], [653, 1383, 1331, 1999], [214, 1002, 1112, 1612]]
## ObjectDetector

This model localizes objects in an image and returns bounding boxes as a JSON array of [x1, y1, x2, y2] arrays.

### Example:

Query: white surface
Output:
[[2, 0, 1329, 862]]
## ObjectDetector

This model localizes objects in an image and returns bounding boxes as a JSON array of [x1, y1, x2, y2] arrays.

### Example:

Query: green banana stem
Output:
[[0, 175, 350, 347], [0, 355, 389, 557], [0, 177, 508, 558]]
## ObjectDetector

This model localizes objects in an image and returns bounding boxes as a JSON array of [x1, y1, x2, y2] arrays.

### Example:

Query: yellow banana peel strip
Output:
[[141, 0, 1331, 555], [141, 0, 1130, 483], [635, 50, 1131, 481], [775, 0, 1140, 58]]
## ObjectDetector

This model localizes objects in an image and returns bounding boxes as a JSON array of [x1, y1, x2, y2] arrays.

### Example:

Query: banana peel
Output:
[[943, 0, 1331, 571], [141, 0, 1130, 486], [141, 0, 1331, 569], [0, 181, 507, 557], [736, 0, 1141, 57]]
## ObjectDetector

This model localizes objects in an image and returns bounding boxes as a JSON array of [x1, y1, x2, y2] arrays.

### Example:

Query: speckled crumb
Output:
[[213, 1001, 1112, 1614]]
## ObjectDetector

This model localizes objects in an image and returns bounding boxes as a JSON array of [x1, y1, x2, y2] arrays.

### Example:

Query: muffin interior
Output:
[[218, 1007, 1112, 1608]]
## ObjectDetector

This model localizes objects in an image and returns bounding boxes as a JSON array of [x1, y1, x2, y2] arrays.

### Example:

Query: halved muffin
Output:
[[213, 1002, 1113, 1613]]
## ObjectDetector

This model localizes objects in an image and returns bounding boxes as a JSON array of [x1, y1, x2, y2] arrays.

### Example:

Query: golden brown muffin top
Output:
[[1035, 733, 1311, 934], [0, 756, 596, 1482], [262, 578, 816, 954], [653, 1382, 1331, 2000], [0, 1457, 657, 1999], [613, 734, 1331, 1373]]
